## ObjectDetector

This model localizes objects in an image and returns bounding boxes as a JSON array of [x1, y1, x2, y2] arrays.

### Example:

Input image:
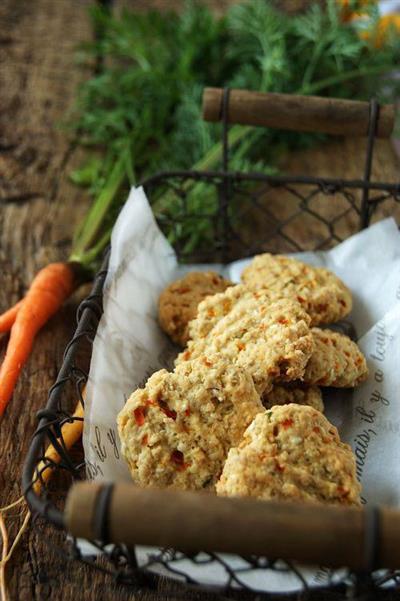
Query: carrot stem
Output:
[[0, 301, 23, 334], [77, 228, 112, 268], [70, 146, 129, 262]]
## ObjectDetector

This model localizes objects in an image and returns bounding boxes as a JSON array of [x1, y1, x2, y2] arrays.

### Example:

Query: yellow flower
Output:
[[364, 14, 400, 48], [338, 1, 400, 48], [338, 0, 375, 23]]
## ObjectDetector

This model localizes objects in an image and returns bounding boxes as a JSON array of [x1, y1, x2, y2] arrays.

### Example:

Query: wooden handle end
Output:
[[65, 481, 104, 541], [202, 87, 223, 122]]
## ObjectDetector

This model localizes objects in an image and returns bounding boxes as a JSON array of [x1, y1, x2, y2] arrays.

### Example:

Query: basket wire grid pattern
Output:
[[22, 95, 400, 600]]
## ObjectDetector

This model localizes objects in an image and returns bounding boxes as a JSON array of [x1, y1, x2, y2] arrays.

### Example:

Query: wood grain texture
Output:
[[0, 1, 399, 600], [202, 87, 395, 137], [0, 2, 122, 600], [66, 483, 368, 570], [66, 482, 400, 572]]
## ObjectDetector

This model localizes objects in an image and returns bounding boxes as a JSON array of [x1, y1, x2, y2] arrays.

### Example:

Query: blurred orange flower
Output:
[[338, 0, 375, 23], [338, 1, 400, 47]]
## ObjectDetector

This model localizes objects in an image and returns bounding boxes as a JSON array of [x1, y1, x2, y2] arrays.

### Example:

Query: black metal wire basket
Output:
[[22, 90, 400, 600]]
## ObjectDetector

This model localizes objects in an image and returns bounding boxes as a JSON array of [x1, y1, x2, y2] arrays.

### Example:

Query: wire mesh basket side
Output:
[[144, 170, 400, 263], [22, 162, 400, 598]]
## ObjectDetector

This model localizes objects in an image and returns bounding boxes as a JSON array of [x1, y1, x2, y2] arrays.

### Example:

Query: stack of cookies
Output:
[[117, 254, 368, 507]]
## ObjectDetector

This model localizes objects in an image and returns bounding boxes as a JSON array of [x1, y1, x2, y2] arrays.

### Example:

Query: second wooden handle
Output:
[[65, 481, 400, 570], [202, 88, 395, 138]]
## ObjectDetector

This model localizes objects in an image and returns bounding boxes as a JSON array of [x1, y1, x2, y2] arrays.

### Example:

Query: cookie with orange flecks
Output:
[[188, 284, 257, 341], [241, 253, 352, 326], [176, 295, 313, 394], [158, 271, 232, 346], [304, 328, 368, 387], [216, 405, 361, 506], [117, 357, 263, 491]]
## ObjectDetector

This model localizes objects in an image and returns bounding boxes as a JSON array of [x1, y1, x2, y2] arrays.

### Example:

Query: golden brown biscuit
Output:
[[304, 328, 368, 387], [117, 357, 263, 491], [262, 383, 324, 412], [158, 271, 232, 346], [177, 295, 313, 394], [189, 288, 366, 389], [216, 405, 361, 506], [241, 253, 352, 326], [188, 284, 273, 341]]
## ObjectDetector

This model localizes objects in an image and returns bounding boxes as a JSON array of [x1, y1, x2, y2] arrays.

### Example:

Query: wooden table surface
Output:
[[0, 1, 399, 600]]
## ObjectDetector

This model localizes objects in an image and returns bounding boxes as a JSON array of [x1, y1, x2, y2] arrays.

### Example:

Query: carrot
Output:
[[0, 262, 76, 416], [0, 301, 23, 334], [33, 400, 84, 492]]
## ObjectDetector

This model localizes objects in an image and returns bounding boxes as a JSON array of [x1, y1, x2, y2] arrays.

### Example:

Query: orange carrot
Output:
[[33, 399, 84, 493], [0, 300, 24, 334], [0, 263, 76, 416]]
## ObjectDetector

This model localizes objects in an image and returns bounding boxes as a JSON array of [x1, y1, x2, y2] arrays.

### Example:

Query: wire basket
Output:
[[23, 90, 400, 600]]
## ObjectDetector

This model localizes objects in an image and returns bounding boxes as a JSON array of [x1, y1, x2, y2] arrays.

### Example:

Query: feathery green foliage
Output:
[[68, 0, 400, 265]]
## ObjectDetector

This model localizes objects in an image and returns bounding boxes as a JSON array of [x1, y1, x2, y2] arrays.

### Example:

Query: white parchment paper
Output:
[[82, 187, 400, 592]]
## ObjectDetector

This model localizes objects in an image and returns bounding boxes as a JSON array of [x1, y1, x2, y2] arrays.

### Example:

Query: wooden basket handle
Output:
[[65, 481, 400, 570], [202, 87, 395, 138]]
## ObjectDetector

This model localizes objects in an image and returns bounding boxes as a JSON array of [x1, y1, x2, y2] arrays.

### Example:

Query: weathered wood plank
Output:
[[0, 2, 113, 600]]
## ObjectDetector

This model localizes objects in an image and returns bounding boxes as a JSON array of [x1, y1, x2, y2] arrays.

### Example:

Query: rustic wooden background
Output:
[[0, 1, 399, 600]]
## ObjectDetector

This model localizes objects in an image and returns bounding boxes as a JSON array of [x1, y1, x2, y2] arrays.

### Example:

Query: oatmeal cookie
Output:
[[216, 405, 361, 506], [117, 358, 263, 491], [177, 296, 313, 394], [241, 254, 352, 326], [158, 271, 232, 346], [304, 328, 368, 387], [262, 383, 324, 412], [188, 284, 275, 341]]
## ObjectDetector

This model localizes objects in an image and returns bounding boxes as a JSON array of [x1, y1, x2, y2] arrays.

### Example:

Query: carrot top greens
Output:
[[68, 0, 400, 268]]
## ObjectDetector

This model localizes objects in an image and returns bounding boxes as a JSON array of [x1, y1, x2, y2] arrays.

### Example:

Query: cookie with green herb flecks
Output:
[[241, 254, 352, 326], [118, 357, 263, 491], [177, 294, 313, 394], [216, 405, 361, 506], [304, 327, 368, 387]]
